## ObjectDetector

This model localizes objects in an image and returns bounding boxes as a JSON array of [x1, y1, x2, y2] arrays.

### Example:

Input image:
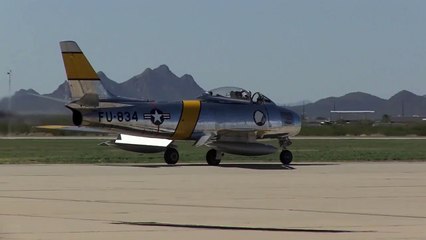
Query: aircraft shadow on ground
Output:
[[108, 163, 337, 170], [114, 221, 363, 233]]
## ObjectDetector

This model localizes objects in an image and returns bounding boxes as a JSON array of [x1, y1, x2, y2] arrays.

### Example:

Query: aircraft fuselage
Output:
[[71, 99, 301, 141]]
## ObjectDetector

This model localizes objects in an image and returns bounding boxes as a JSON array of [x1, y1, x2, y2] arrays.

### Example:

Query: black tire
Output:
[[280, 150, 293, 165], [206, 149, 221, 166], [164, 148, 179, 165]]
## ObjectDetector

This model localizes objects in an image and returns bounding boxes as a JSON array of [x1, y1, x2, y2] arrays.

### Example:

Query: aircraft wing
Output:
[[36, 125, 110, 134], [37, 125, 173, 153], [102, 134, 173, 153]]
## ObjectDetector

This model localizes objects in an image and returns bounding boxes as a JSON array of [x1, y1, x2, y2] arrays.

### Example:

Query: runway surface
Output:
[[0, 162, 425, 239]]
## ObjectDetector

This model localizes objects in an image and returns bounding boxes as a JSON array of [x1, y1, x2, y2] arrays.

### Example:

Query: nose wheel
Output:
[[280, 150, 293, 165], [164, 148, 179, 165], [279, 137, 293, 165], [206, 149, 222, 166]]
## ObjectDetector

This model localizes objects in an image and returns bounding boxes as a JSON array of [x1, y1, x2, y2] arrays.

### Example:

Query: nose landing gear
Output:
[[279, 137, 293, 165], [280, 150, 293, 165]]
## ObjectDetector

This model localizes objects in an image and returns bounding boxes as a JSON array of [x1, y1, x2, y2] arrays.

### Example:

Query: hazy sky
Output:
[[1, 0, 425, 104]]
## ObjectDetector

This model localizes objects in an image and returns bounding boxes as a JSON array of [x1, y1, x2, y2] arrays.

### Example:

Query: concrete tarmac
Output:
[[0, 162, 425, 239]]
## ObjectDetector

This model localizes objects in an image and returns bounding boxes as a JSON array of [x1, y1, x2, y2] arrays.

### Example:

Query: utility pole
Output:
[[6, 70, 12, 136]]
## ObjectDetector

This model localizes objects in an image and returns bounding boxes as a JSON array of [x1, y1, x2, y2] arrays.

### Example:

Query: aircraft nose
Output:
[[279, 108, 302, 135], [292, 110, 301, 126], [279, 108, 301, 125]]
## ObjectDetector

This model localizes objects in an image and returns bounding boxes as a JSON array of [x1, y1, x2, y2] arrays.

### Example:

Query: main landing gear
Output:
[[164, 148, 179, 165], [164, 138, 294, 166], [206, 149, 223, 166], [279, 137, 293, 165], [164, 147, 223, 166]]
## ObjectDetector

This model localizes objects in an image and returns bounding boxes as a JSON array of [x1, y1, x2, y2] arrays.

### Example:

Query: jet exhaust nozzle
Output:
[[66, 106, 83, 126]]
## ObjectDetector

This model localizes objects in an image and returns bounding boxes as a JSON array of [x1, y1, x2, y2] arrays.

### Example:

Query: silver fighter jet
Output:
[[60, 41, 301, 166]]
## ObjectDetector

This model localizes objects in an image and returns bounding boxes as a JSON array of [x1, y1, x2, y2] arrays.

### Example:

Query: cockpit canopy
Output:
[[209, 87, 251, 101], [201, 86, 274, 104]]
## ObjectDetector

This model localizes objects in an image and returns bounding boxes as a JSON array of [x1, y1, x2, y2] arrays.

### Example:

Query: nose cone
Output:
[[292, 110, 302, 126], [279, 107, 302, 136]]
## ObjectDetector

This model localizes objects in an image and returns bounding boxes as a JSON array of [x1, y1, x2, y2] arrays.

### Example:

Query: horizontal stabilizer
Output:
[[27, 93, 69, 103]]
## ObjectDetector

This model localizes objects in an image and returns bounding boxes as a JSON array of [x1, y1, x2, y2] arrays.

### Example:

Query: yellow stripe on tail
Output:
[[60, 41, 110, 100], [62, 53, 99, 80]]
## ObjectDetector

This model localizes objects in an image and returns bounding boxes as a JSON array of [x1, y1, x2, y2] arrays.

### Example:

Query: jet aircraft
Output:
[[59, 41, 301, 166]]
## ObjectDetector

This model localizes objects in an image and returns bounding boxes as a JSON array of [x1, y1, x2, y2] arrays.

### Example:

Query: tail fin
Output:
[[60, 41, 111, 100]]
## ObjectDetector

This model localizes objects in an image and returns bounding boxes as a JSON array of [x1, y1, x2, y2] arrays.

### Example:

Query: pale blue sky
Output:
[[1, 0, 425, 104]]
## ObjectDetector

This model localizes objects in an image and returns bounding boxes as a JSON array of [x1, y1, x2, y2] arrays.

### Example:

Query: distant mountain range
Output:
[[288, 90, 426, 120], [0, 65, 205, 114], [98, 65, 204, 101], [0, 64, 425, 119]]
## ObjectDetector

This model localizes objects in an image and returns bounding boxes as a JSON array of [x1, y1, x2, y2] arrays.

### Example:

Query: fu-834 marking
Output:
[[98, 111, 139, 122]]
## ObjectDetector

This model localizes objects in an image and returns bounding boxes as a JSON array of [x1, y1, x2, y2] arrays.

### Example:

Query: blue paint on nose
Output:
[[292, 111, 301, 126]]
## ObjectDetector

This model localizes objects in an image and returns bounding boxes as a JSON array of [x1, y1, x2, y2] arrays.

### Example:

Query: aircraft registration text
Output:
[[98, 111, 139, 122]]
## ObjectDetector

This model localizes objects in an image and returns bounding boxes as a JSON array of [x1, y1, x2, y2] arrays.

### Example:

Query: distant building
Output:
[[391, 116, 426, 123]]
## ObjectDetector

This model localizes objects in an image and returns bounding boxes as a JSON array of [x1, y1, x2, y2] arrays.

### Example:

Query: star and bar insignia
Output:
[[144, 109, 171, 126]]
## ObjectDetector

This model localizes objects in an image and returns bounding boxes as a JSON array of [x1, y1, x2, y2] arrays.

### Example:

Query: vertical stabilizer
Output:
[[60, 41, 111, 100]]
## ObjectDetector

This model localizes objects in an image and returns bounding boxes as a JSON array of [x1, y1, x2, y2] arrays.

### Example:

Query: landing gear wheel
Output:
[[280, 150, 293, 165], [206, 149, 221, 166], [164, 148, 179, 165]]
